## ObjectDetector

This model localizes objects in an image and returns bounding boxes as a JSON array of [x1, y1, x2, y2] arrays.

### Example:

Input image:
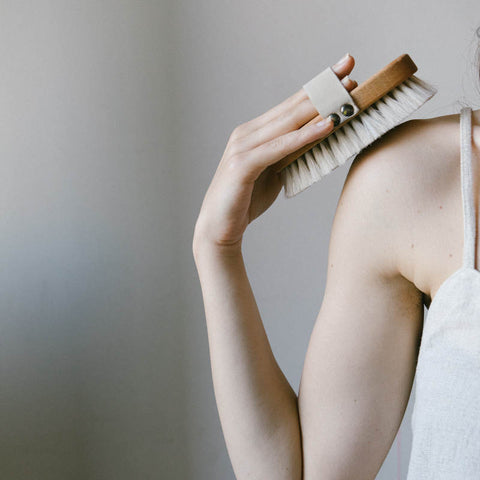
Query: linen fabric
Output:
[[406, 106, 480, 479]]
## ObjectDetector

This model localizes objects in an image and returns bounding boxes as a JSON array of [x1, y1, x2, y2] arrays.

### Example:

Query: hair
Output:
[[476, 25, 480, 89]]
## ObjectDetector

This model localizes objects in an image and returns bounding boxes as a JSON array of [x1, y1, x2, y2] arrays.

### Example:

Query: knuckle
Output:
[[269, 132, 295, 152], [226, 153, 245, 171], [224, 142, 242, 158], [229, 124, 247, 141], [268, 136, 284, 151]]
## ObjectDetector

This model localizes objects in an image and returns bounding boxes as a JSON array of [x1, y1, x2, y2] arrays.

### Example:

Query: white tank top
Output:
[[406, 106, 480, 479]]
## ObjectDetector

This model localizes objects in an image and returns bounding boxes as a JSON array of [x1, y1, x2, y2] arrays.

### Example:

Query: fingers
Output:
[[341, 75, 358, 91], [331, 53, 355, 78], [236, 54, 355, 139], [235, 71, 359, 154], [233, 98, 321, 153], [232, 90, 306, 143], [237, 117, 335, 181]]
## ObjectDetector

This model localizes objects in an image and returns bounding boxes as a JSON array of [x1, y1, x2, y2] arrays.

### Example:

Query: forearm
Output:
[[193, 240, 302, 480]]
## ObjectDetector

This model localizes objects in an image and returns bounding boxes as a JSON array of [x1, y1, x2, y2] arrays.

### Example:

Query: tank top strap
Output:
[[460, 106, 476, 269]]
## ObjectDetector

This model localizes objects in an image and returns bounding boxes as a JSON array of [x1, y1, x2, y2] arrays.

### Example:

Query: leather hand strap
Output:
[[303, 66, 360, 126]]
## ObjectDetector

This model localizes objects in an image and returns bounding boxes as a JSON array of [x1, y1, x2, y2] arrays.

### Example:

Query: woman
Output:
[[192, 51, 480, 479]]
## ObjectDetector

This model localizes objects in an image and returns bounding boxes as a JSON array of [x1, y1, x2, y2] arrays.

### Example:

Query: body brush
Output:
[[275, 54, 437, 198]]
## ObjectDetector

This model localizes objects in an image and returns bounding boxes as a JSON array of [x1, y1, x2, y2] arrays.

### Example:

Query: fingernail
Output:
[[334, 52, 351, 67], [316, 117, 333, 129]]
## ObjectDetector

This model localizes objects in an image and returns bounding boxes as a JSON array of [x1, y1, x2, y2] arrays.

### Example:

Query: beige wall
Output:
[[0, 1, 478, 478]]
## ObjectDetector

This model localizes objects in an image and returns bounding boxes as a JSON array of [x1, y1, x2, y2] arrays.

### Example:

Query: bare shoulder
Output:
[[345, 114, 459, 200], [340, 112, 463, 305]]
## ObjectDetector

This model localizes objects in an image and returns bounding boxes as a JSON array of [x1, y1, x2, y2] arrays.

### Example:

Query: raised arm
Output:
[[192, 53, 425, 480], [193, 53, 356, 480]]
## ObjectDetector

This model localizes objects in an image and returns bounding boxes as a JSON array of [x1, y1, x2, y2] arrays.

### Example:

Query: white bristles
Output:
[[281, 75, 438, 198]]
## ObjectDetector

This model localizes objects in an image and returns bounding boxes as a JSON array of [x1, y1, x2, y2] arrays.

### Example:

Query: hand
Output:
[[193, 53, 357, 253]]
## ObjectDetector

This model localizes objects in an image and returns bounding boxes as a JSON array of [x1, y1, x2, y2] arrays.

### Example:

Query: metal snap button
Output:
[[340, 103, 354, 117], [328, 113, 341, 127]]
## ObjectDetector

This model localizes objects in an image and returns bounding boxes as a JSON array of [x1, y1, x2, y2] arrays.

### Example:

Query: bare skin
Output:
[[365, 107, 480, 308], [409, 109, 480, 307], [192, 51, 480, 479]]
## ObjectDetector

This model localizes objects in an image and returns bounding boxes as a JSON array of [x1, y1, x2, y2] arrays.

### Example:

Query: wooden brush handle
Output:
[[273, 54, 418, 173]]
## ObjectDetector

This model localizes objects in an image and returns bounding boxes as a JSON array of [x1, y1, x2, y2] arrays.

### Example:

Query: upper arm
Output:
[[298, 133, 425, 479]]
